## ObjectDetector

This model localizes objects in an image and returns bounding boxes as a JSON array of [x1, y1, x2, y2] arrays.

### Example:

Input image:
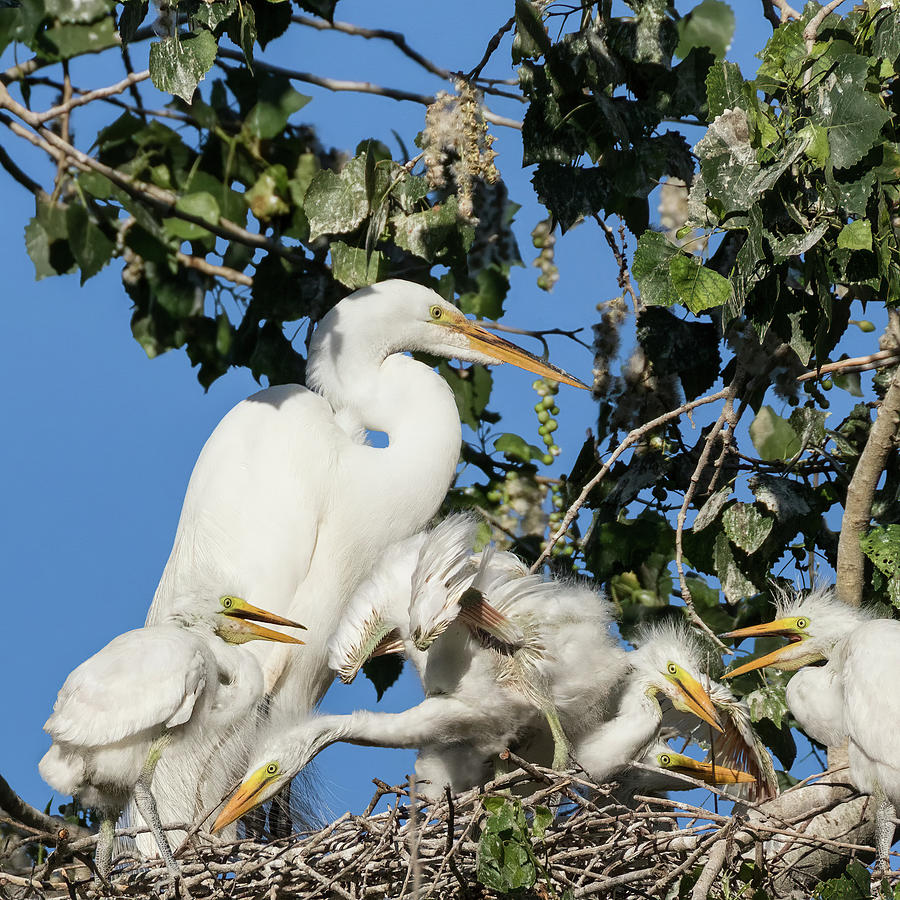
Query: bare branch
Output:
[[476, 319, 591, 351], [467, 15, 516, 82], [0, 140, 46, 196], [34, 70, 150, 124], [804, 0, 846, 51], [215, 50, 522, 130], [0, 772, 91, 839], [176, 252, 253, 287], [797, 348, 900, 382], [836, 354, 900, 607], [761, 0, 801, 26], [530, 386, 730, 571]]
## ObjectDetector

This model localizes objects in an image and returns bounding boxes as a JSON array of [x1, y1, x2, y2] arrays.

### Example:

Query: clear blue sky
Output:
[[1, 2, 835, 825]]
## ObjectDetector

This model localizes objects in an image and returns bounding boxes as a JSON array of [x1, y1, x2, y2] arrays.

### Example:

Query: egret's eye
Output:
[[796, 617, 808, 629], [667, 662, 678, 676], [660, 754, 671, 766], [220, 596, 234, 609], [265, 763, 279, 777], [430, 305, 443, 320]]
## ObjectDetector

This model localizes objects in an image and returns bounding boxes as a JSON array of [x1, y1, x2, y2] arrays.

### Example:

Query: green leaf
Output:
[[837, 220, 872, 251], [861, 525, 900, 578], [164, 191, 220, 240], [65, 203, 114, 283], [676, 0, 734, 61], [24, 219, 58, 280], [789, 407, 828, 447], [45, 0, 113, 24], [149, 30, 218, 103], [749, 406, 801, 460], [745, 682, 788, 730], [190, 0, 235, 31], [440, 363, 492, 431], [39, 16, 117, 58], [748, 474, 811, 521], [245, 165, 289, 221], [692, 484, 732, 532], [392, 196, 474, 263], [330, 241, 387, 289], [632, 231, 681, 307], [117, 0, 147, 41], [722, 502, 773, 554], [810, 53, 891, 170], [800, 123, 830, 167], [493, 433, 543, 464], [532, 805, 552, 838], [512, 0, 550, 63], [713, 532, 758, 605], [459, 267, 508, 320], [0, 6, 22, 54], [814, 860, 872, 900], [669, 254, 731, 313], [305, 156, 370, 240], [769, 222, 829, 262], [244, 77, 310, 140], [705, 60, 746, 119]]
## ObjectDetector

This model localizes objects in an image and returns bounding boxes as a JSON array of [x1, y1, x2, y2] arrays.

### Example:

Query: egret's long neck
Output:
[[574, 677, 661, 782], [309, 329, 462, 539]]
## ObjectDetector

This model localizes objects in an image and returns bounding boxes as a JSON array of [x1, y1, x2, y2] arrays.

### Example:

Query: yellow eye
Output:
[[660, 754, 671, 766], [430, 305, 443, 319], [221, 596, 234, 609], [667, 662, 678, 676], [265, 763, 279, 776], [796, 617, 808, 629]]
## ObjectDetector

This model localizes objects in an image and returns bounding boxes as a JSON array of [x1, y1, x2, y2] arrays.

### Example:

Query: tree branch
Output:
[[835, 357, 900, 607], [0, 773, 91, 839], [467, 15, 516, 81], [530, 386, 730, 571], [803, 0, 846, 51], [34, 70, 150, 124], [761, 0, 801, 26], [797, 348, 900, 382], [176, 252, 253, 287], [215, 50, 522, 130], [0, 140, 46, 196]]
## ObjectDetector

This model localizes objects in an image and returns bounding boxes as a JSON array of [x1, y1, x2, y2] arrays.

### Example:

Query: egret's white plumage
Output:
[[573, 622, 726, 785], [723, 587, 896, 871], [40, 594, 304, 875], [139, 281, 585, 839]]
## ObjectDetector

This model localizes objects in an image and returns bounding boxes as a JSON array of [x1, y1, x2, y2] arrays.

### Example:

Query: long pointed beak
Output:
[[456, 320, 589, 389], [671, 672, 724, 733], [223, 598, 307, 631], [666, 755, 757, 785], [212, 769, 273, 832], [720, 618, 805, 678], [229, 620, 306, 644]]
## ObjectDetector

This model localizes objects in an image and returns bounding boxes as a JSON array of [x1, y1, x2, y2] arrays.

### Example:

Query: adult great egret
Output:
[[39, 595, 305, 878], [722, 588, 894, 873], [142, 280, 586, 834]]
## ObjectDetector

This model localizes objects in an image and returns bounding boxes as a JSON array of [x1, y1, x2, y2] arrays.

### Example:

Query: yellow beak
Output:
[[452, 319, 589, 390], [212, 767, 274, 832], [222, 597, 306, 644], [663, 753, 757, 785], [669, 671, 724, 733], [720, 618, 805, 678]]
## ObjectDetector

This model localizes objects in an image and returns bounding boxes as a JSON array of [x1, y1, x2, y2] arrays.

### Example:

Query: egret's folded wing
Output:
[[44, 627, 208, 747]]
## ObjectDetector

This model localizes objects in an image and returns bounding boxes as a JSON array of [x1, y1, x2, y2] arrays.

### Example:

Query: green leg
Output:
[[94, 817, 116, 883], [872, 784, 895, 898], [544, 708, 570, 771], [132, 734, 180, 877]]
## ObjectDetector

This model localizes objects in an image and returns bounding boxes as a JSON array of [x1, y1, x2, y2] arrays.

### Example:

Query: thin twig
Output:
[[797, 349, 900, 382], [530, 387, 730, 571], [176, 252, 253, 287], [34, 70, 150, 124], [467, 16, 516, 81]]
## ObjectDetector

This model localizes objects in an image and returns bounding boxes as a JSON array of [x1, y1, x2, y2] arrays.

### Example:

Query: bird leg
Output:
[[93, 817, 116, 883], [871, 784, 895, 896], [542, 707, 570, 771], [132, 735, 180, 877]]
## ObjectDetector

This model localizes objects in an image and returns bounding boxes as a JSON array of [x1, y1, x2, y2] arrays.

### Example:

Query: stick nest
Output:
[[0, 761, 892, 900]]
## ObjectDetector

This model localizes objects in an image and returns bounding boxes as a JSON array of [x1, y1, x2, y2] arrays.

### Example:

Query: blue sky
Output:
[[1, 1, 844, 825]]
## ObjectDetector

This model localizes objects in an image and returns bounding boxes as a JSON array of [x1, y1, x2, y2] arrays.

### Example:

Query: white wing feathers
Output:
[[44, 627, 209, 747]]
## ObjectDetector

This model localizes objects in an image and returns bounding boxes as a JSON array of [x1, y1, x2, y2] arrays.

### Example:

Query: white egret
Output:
[[573, 622, 726, 785], [722, 588, 895, 873], [143, 280, 586, 833], [39, 595, 305, 878]]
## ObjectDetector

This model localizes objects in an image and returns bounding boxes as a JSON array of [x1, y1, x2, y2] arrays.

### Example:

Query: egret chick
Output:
[[40, 596, 305, 879]]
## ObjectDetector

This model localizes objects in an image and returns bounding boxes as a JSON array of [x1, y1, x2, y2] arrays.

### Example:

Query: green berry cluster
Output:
[[531, 218, 559, 291], [532, 377, 561, 466]]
